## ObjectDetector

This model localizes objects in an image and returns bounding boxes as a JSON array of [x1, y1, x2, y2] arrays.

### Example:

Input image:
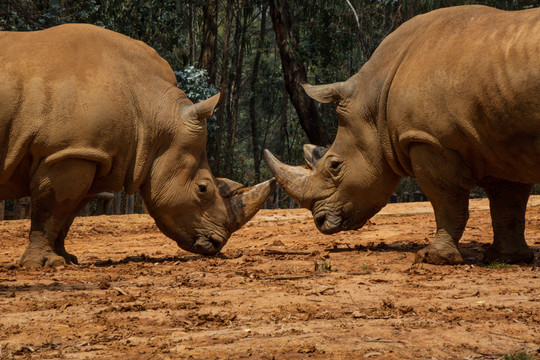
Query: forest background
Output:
[[1, 0, 539, 214]]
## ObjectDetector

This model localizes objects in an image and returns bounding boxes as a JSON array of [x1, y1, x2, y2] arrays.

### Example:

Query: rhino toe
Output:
[[19, 250, 67, 269], [414, 244, 464, 265], [45, 254, 67, 267], [59, 251, 79, 265]]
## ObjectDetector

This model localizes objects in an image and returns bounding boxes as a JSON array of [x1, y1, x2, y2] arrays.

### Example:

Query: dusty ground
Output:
[[1, 197, 539, 359]]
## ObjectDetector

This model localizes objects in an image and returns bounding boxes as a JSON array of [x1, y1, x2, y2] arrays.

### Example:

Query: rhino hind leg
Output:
[[52, 196, 93, 265], [410, 144, 474, 265], [482, 181, 534, 264], [19, 159, 96, 269]]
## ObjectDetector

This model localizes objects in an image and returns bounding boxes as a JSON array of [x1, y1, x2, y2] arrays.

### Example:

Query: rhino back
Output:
[[0, 24, 179, 193], [370, 6, 540, 183]]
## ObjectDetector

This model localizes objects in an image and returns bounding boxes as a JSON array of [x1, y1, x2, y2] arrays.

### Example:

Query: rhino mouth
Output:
[[192, 235, 225, 255], [314, 210, 343, 234], [313, 208, 369, 234]]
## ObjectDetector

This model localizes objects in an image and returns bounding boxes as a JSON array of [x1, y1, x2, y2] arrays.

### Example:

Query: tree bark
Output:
[[248, 5, 267, 183], [211, 0, 234, 175], [198, 0, 219, 84], [188, 2, 195, 64], [224, 0, 248, 178], [279, 90, 288, 160], [269, 0, 332, 146]]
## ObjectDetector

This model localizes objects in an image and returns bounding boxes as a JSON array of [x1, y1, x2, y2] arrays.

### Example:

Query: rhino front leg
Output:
[[19, 159, 96, 269], [482, 180, 534, 264], [409, 144, 473, 265]]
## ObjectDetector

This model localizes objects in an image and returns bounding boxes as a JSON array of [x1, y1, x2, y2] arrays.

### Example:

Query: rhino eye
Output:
[[329, 161, 342, 170], [198, 184, 207, 193]]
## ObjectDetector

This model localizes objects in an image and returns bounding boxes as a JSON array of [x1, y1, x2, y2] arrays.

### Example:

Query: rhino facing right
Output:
[[0, 24, 275, 269], [265, 5, 540, 265]]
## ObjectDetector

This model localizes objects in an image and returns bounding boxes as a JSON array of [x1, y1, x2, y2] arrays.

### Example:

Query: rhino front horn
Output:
[[264, 149, 312, 209], [229, 178, 276, 231]]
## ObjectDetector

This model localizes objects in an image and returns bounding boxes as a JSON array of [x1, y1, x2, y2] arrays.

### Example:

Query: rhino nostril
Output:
[[208, 235, 222, 249], [315, 213, 326, 229], [193, 235, 224, 255]]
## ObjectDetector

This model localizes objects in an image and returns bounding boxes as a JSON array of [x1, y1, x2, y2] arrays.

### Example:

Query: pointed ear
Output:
[[189, 93, 221, 121], [303, 144, 329, 169], [217, 178, 245, 197], [302, 82, 344, 104]]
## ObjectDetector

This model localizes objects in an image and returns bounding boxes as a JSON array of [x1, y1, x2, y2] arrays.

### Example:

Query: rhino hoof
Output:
[[483, 247, 534, 264], [414, 244, 464, 265], [61, 252, 79, 265], [20, 252, 67, 269]]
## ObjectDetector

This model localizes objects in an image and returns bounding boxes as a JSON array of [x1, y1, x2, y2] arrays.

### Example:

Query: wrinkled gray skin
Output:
[[0, 24, 275, 269], [265, 5, 540, 265]]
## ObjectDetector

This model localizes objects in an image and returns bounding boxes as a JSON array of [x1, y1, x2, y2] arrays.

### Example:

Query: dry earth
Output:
[[1, 197, 539, 359]]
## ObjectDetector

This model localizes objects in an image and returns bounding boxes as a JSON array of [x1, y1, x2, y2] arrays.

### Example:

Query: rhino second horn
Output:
[[303, 144, 329, 169], [263, 149, 312, 208], [229, 178, 276, 231]]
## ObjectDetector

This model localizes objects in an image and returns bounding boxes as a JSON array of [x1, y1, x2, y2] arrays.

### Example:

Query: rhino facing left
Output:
[[0, 24, 275, 269]]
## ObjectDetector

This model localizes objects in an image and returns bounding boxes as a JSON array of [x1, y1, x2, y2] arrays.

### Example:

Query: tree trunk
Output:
[[198, 0, 219, 84], [248, 5, 267, 183], [211, 0, 234, 176], [269, 0, 332, 147], [279, 90, 288, 160], [188, 2, 195, 64], [224, 0, 248, 178]]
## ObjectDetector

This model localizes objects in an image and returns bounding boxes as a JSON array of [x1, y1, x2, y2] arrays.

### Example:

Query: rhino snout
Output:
[[193, 235, 224, 255], [314, 211, 342, 234]]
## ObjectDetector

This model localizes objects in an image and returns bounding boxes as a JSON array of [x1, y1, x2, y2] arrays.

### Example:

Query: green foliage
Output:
[[175, 67, 218, 103], [314, 259, 333, 272], [501, 351, 536, 360], [0, 1, 99, 30], [486, 260, 511, 270], [175, 66, 219, 131], [0, 0, 192, 71]]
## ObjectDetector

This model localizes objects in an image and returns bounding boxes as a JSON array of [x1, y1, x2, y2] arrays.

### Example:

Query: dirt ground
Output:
[[1, 196, 539, 359]]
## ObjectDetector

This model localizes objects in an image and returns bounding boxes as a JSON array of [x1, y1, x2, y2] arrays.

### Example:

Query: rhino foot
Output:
[[414, 243, 464, 265], [19, 250, 67, 269], [58, 251, 79, 265], [483, 246, 534, 264]]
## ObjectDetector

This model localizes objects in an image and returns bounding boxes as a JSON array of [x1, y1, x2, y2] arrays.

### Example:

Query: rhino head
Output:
[[141, 93, 275, 255], [265, 81, 400, 234]]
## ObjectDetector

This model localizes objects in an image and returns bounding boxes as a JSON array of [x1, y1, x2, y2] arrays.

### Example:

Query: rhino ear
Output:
[[217, 178, 245, 197], [302, 82, 344, 104], [189, 93, 221, 121], [303, 144, 329, 169]]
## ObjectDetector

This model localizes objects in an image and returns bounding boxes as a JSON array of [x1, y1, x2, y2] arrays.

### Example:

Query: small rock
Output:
[[364, 352, 383, 358]]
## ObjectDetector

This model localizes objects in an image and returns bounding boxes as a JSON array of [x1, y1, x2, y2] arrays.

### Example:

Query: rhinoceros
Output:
[[265, 5, 540, 265], [0, 23, 275, 269]]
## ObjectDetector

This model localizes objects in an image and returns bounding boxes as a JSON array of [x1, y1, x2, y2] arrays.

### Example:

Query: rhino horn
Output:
[[264, 149, 312, 208], [186, 92, 222, 121], [229, 178, 276, 231]]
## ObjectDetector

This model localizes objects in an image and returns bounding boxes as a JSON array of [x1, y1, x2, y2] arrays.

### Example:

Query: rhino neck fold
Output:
[[123, 86, 181, 195], [367, 42, 413, 178]]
